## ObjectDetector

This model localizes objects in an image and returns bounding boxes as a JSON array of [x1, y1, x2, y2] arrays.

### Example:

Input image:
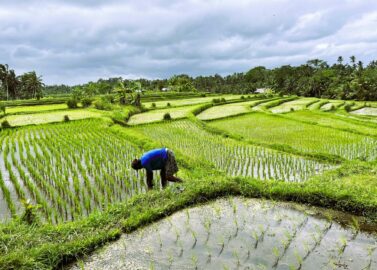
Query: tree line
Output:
[[3, 56, 377, 101], [0, 64, 44, 100]]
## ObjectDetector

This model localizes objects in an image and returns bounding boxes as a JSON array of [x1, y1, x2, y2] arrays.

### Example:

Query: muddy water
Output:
[[69, 197, 377, 270]]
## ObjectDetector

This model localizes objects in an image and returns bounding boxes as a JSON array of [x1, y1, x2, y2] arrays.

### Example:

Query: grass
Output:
[[270, 98, 319, 113], [5, 103, 69, 115], [282, 110, 377, 137], [0, 96, 376, 269], [0, 156, 375, 269], [133, 119, 330, 182], [196, 98, 274, 120], [0, 119, 145, 222], [3, 109, 105, 126], [127, 104, 202, 125], [207, 112, 377, 160], [142, 95, 245, 109]]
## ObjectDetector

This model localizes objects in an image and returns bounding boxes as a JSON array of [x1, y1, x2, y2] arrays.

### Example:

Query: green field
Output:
[[270, 97, 318, 113], [127, 104, 202, 125], [0, 95, 376, 270], [5, 103, 69, 114], [3, 109, 104, 126], [143, 94, 245, 109], [196, 98, 272, 120], [208, 112, 377, 160]]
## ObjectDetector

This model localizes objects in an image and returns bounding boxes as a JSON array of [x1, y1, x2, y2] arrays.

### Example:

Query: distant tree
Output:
[[18, 72, 44, 99]]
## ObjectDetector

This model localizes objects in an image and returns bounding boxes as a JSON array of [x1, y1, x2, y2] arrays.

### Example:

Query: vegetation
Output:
[[17, 56, 376, 102], [0, 94, 376, 270], [0, 64, 44, 100], [208, 113, 377, 160]]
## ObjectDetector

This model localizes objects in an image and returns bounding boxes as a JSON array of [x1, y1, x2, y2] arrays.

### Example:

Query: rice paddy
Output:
[[134, 120, 331, 181], [143, 94, 245, 109], [270, 98, 319, 113], [352, 107, 377, 116], [0, 119, 145, 223], [3, 109, 104, 126], [196, 98, 272, 120], [0, 95, 376, 270], [5, 103, 69, 114], [127, 104, 202, 125], [70, 197, 377, 270], [207, 113, 377, 160]]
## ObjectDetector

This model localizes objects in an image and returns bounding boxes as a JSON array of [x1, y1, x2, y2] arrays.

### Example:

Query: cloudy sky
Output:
[[1, 0, 377, 85]]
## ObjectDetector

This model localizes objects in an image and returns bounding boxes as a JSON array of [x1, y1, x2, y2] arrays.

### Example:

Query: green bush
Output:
[[94, 100, 112, 111], [63, 115, 70, 122], [81, 98, 93, 108], [1, 120, 11, 129], [241, 95, 245, 100], [201, 93, 206, 97], [163, 112, 172, 120], [212, 98, 221, 103], [344, 104, 352, 112], [167, 102, 171, 107], [66, 99, 78, 109], [151, 103, 156, 108]]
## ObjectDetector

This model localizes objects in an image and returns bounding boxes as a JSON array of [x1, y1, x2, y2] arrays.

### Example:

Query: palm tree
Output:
[[0, 64, 9, 100], [20, 72, 44, 99]]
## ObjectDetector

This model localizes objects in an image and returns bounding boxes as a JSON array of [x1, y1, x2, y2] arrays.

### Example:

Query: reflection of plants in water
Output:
[[251, 230, 260, 248], [203, 218, 212, 234], [350, 217, 360, 239], [364, 245, 377, 270], [233, 218, 239, 237], [206, 246, 212, 263], [259, 224, 267, 242], [149, 261, 155, 270], [218, 236, 225, 255], [191, 229, 198, 248], [174, 227, 180, 242], [177, 240, 183, 257], [272, 246, 280, 267], [214, 205, 221, 218], [231, 198, 238, 215], [223, 264, 230, 270], [157, 233, 162, 250], [191, 255, 198, 269], [167, 216, 173, 228], [167, 250, 174, 268], [232, 250, 240, 267], [337, 236, 348, 255], [257, 263, 267, 270], [294, 249, 303, 269]]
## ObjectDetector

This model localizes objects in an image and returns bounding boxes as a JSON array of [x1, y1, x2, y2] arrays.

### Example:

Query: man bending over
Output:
[[131, 148, 182, 189]]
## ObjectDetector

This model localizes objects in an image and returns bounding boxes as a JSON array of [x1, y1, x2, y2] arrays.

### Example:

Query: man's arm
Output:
[[146, 170, 154, 190]]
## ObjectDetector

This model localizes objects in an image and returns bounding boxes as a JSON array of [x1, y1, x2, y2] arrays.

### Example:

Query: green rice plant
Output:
[[337, 236, 348, 255], [232, 250, 240, 266], [209, 113, 377, 161], [191, 255, 198, 269], [135, 120, 330, 182]]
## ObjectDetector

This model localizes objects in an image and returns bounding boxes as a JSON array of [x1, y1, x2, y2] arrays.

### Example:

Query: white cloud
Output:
[[0, 0, 376, 84]]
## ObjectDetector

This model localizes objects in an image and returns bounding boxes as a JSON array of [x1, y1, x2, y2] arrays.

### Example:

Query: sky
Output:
[[1, 0, 377, 85]]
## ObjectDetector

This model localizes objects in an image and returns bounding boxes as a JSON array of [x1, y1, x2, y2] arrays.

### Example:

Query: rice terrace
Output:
[[1, 1, 377, 270]]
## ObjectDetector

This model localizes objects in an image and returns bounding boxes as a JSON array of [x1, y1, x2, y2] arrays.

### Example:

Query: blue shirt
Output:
[[141, 148, 168, 172]]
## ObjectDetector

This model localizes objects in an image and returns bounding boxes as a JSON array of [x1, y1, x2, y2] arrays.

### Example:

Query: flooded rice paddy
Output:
[[70, 197, 377, 270]]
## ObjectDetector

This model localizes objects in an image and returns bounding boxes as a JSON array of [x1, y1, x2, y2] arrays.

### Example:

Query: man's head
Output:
[[131, 158, 142, 170]]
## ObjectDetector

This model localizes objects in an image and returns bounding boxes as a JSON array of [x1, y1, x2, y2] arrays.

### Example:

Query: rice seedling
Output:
[[135, 120, 331, 182], [208, 113, 377, 161], [0, 119, 146, 222]]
